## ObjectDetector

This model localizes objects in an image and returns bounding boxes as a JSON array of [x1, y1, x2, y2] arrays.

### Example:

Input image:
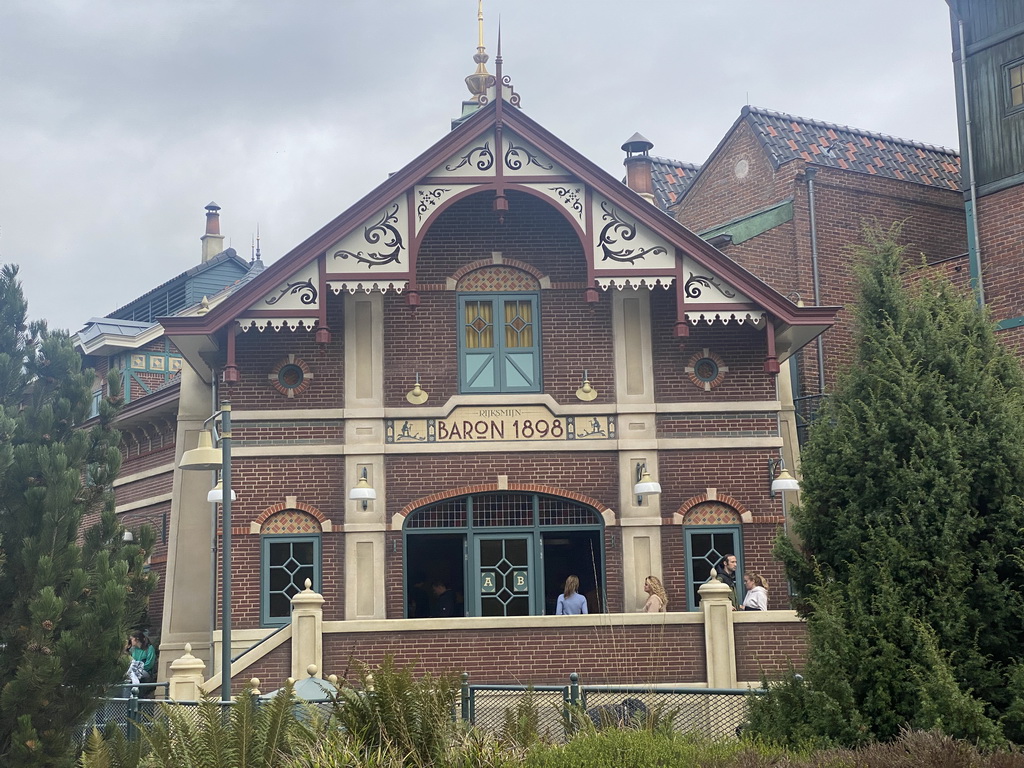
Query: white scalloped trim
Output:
[[595, 276, 675, 290], [236, 318, 321, 332], [326, 280, 408, 295]]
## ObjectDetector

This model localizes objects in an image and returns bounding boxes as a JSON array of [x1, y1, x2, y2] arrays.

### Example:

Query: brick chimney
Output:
[[201, 202, 225, 263], [621, 133, 655, 205]]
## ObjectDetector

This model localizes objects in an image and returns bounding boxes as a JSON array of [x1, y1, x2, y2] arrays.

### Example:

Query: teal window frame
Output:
[[261, 534, 321, 627], [403, 492, 604, 618], [683, 525, 742, 611], [458, 292, 541, 393]]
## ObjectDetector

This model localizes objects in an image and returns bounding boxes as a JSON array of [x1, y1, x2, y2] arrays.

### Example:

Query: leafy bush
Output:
[[79, 682, 317, 768], [326, 656, 460, 768]]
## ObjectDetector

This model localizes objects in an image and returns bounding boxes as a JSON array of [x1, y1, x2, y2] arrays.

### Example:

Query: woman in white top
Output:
[[556, 575, 588, 615], [740, 573, 768, 610], [642, 575, 668, 613]]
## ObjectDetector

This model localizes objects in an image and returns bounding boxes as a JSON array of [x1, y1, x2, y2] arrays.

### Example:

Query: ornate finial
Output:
[[464, 0, 490, 100]]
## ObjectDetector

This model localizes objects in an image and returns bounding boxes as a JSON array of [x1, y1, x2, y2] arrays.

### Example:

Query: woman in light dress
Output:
[[642, 575, 668, 613]]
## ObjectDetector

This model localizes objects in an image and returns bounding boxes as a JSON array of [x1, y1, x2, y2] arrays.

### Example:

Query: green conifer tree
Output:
[[758, 225, 1024, 746], [0, 264, 156, 767]]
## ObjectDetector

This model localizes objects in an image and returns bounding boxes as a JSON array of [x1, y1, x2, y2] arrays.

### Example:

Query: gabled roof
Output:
[[650, 157, 701, 211], [161, 96, 837, 376], [107, 248, 251, 322], [746, 106, 960, 189]]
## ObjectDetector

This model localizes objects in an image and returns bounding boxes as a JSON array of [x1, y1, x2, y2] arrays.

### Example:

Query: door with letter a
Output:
[[475, 535, 533, 616]]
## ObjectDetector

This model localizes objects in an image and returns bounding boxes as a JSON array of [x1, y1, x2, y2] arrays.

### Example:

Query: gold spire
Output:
[[464, 0, 490, 100]]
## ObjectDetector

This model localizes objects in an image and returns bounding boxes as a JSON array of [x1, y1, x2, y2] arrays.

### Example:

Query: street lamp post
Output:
[[179, 402, 233, 701]]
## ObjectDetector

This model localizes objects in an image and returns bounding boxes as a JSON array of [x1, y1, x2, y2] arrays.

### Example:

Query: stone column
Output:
[[291, 580, 325, 680], [168, 643, 207, 701], [699, 574, 737, 689]]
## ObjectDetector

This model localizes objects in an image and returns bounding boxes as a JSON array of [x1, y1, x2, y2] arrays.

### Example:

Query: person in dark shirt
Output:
[[431, 580, 456, 617]]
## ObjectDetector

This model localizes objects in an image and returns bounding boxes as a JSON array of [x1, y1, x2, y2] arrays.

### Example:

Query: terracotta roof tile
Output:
[[649, 156, 702, 211], [743, 106, 961, 190]]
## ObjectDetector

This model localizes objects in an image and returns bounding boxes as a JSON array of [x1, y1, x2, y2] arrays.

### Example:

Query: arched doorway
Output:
[[403, 491, 605, 618]]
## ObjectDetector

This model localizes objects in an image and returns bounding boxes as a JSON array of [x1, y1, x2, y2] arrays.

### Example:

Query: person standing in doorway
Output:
[[556, 575, 588, 615], [430, 580, 457, 617]]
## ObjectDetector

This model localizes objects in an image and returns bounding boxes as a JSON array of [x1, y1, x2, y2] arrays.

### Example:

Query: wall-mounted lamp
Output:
[[575, 369, 598, 401], [406, 373, 428, 405], [208, 479, 237, 504], [633, 462, 662, 506], [122, 530, 134, 543], [768, 457, 800, 498], [349, 467, 377, 510]]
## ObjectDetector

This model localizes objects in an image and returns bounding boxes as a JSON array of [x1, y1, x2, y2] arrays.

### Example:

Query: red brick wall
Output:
[[216, 528, 345, 627], [978, 184, 1024, 335], [658, 449, 782, 524], [676, 121, 967, 394], [651, 292, 776, 403], [326, 623, 707, 686], [215, 641, 292, 698], [228, 300, 344, 410], [415, 190, 587, 285], [735, 622, 808, 681]]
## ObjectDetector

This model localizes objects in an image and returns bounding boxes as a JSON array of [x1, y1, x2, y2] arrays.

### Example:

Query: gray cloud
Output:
[[0, 0, 958, 331]]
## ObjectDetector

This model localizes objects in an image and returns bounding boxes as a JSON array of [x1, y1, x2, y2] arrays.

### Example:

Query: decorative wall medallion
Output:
[[504, 140, 552, 171], [445, 141, 495, 172], [332, 204, 405, 267], [685, 349, 729, 392], [266, 278, 318, 306], [597, 201, 668, 263], [684, 272, 736, 299], [269, 354, 314, 398], [416, 188, 451, 220]]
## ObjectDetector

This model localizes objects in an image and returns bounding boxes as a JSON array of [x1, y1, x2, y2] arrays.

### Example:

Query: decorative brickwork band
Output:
[[250, 501, 331, 534], [261, 510, 321, 535], [451, 256, 546, 285], [674, 493, 749, 524], [681, 502, 741, 526]]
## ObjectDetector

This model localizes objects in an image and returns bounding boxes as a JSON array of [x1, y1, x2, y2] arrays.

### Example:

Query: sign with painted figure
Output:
[[386, 404, 615, 444]]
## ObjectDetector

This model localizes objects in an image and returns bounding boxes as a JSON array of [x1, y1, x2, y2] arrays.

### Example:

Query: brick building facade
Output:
[[96, 60, 833, 691]]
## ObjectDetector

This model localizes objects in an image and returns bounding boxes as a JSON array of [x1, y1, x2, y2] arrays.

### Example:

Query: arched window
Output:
[[260, 510, 322, 626], [404, 492, 603, 618], [682, 502, 742, 611]]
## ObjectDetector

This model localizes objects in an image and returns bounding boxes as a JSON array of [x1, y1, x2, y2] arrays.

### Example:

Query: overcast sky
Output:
[[1, 0, 960, 333]]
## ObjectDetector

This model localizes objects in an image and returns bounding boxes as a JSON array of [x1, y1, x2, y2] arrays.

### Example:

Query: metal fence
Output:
[[461, 674, 758, 742], [80, 674, 759, 747]]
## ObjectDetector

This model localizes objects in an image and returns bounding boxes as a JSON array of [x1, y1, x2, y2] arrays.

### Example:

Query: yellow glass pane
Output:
[[1013, 83, 1024, 107], [1011, 64, 1023, 88], [465, 301, 493, 349], [504, 300, 533, 348]]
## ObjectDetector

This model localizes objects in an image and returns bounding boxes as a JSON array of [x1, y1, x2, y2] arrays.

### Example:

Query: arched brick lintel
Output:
[[450, 256, 547, 285], [672, 493, 753, 524], [250, 501, 331, 533], [396, 484, 610, 528]]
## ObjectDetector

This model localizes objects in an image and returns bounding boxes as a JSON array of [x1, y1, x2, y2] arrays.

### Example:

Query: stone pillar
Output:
[[699, 574, 737, 689], [168, 643, 207, 701], [291, 579, 325, 680]]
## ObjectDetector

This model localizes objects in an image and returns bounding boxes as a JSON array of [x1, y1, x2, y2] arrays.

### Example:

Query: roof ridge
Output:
[[651, 155, 701, 169], [743, 105, 959, 156]]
